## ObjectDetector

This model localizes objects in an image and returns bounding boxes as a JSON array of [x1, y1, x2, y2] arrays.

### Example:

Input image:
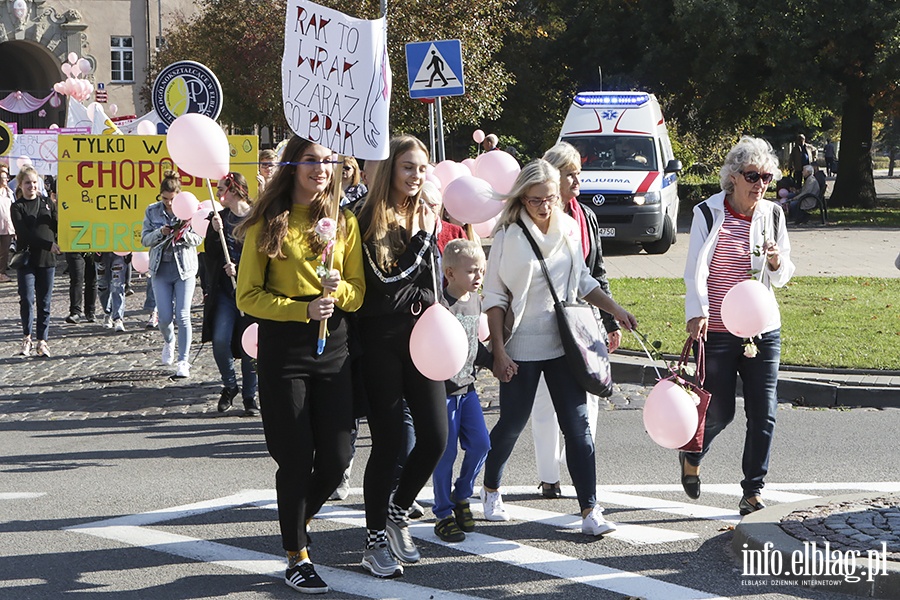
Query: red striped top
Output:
[[707, 200, 752, 332]]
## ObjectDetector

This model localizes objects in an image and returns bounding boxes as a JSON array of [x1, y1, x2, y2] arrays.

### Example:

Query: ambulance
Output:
[[558, 91, 682, 254]]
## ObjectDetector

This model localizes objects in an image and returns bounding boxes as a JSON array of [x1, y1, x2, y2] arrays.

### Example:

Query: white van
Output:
[[558, 91, 682, 254]]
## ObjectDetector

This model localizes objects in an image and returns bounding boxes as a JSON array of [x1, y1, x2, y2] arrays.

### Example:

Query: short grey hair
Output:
[[802, 164, 814, 178], [542, 141, 581, 174], [719, 136, 781, 194]]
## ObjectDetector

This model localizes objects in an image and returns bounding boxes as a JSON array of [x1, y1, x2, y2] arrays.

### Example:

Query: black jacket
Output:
[[577, 203, 619, 334], [11, 195, 57, 268]]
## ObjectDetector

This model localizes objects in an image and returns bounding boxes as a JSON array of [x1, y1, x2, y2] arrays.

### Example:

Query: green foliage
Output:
[[613, 277, 900, 370]]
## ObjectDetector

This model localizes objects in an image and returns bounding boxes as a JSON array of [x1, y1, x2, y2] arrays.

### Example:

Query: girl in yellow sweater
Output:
[[235, 136, 365, 594]]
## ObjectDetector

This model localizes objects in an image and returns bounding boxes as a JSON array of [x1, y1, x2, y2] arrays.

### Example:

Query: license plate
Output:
[[598, 228, 616, 237]]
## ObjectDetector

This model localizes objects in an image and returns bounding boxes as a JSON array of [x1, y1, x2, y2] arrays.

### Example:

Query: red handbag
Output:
[[669, 336, 712, 453]]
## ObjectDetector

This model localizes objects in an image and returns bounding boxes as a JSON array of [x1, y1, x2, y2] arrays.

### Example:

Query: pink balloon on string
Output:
[[114, 251, 131, 257], [442, 176, 504, 224], [241, 323, 259, 358], [462, 158, 476, 174], [61, 63, 72, 77], [198, 199, 221, 214], [477, 313, 490, 342], [70, 63, 82, 77], [86, 102, 99, 121], [172, 191, 200, 220], [472, 217, 497, 238], [131, 251, 150, 273], [472, 129, 486, 144], [426, 172, 442, 190], [68, 52, 78, 65], [136, 120, 157, 135], [720, 280, 776, 338], [77, 58, 92, 75], [53, 82, 65, 95], [48, 124, 59, 130], [432, 160, 469, 189], [409, 304, 469, 380], [190, 208, 211, 237], [108, 104, 118, 117], [473, 150, 521, 195], [643, 379, 700, 449], [166, 113, 230, 179]]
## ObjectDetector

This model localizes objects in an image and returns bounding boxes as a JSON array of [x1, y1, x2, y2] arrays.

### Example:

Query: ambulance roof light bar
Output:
[[573, 92, 650, 107]]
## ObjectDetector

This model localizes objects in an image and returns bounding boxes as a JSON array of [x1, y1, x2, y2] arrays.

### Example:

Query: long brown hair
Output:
[[234, 136, 345, 259], [220, 171, 250, 203], [357, 135, 429, 271]]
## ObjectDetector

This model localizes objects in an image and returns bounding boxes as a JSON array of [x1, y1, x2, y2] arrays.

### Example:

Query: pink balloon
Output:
[[426, 172, 442, 190], [61, 63, 72, 77], [166, 113, 230, 179], [77, 58, 93, 75], [241, 323, 259, 359], [473, 129, 486, 144], [68, 52, 78, 65], [191, 209, 211, 237], [462, 158, 476, 173], [472, 217, 497, 238], [48, 124, 59, 130], [71, 63, 82, 77], [53, 82, 65, 94], [86, 102, 99, 121], [442, 176, 505, 224], [198, 199, 222, 214], [172, 191, 200, 220], [409, 304, 469, 380], [477, 313, 490, 342], [426, 163, 435, 176], [721, 280, 777, 338], [473, 150, 521, 195], [108, 104, 118, 116], [131, 251, 150, 273], [643, 379, 700, 449], [114, 251, 131, 257], [432, 160, 469, 189], [136, 120, 157, 135]]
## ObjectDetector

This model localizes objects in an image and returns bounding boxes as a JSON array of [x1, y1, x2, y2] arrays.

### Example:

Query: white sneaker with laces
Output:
[[480, 487, 510, 522], [113, 319, 125, 332], [174, 360, 190, 378], [581, 505, 617, 536], [161, 340, 175, 365]]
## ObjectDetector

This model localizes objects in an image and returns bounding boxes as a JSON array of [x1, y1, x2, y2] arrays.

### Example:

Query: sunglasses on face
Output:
[[342, 166, 352, 173], [739, 170, 774, 185]]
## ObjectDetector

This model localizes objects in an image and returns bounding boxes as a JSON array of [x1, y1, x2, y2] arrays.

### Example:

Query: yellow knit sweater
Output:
[[236, 205, 365, 322]]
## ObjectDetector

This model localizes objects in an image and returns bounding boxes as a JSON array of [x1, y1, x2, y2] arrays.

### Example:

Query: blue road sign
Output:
[[405, 40, 465, 99]]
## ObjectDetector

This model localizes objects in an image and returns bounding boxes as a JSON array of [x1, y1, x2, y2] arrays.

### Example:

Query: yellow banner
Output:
[[57, 134, 259, 252]]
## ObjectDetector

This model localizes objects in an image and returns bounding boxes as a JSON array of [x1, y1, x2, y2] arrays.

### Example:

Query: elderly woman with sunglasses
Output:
[[481, 159, 637, 536], [682, 136, 794, 516]]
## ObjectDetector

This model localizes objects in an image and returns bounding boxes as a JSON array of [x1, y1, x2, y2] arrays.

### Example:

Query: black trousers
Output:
[[359, 314, 448, 531], [65, 253, 97, 317], [257, 314, 354, 551]]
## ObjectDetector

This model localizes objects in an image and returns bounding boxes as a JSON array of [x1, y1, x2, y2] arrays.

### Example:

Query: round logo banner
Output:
[[152, 61, 223, 126]]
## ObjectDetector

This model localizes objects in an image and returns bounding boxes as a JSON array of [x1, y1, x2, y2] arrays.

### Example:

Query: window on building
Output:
[[111, 36, 134, 83]]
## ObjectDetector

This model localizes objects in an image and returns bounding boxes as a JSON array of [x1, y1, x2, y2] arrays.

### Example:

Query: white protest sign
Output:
[[10, 126, 92, 177], [282, 0, 391, 160]]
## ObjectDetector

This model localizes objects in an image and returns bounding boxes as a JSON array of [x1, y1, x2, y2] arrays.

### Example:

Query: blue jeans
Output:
[[431, 390, 491, 519], [18, 264, 55, 341], [685, 329, 781, 498], [211, 289, 258, 399], [152, 260, 195, 363], [96, 254, 127, 321], [484, 356, 597, 511]]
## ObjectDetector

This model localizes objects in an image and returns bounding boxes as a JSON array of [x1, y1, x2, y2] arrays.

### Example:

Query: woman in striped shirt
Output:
[[682, 136, 795, 516]]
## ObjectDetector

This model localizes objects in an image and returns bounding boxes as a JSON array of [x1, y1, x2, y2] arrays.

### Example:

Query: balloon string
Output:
[[630, 329, 663, 380]]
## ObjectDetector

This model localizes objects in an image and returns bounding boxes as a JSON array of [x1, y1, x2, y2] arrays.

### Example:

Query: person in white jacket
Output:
[[682, 136, 795, 516]]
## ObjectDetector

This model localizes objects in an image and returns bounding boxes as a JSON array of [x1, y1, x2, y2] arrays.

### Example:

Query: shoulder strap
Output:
[[772, 204, 780, 238], [698, 202, 713, 232], [515, 220, 563, 306]]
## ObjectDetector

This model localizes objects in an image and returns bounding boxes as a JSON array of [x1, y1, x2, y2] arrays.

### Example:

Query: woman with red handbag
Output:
[[683, 136, 795, 515]]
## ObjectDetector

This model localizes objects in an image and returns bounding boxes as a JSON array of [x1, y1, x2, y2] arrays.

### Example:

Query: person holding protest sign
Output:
[[355, 135, 446, 578], [11, 165, 61, 357], [235, 136, 365, 594], [141, 171, 203, 378], [203, 172, 259, 416]]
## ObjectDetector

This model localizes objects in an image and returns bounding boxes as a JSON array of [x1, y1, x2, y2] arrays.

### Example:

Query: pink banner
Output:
[[0, 91, 57, 114]]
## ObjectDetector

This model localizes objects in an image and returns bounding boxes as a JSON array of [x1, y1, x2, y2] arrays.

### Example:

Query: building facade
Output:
[[0, 0, 195, 130]]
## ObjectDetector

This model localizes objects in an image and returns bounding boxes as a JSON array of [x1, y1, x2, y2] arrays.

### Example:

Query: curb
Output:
[[609, 355, 900, 410], [733, 493, 900, 599]]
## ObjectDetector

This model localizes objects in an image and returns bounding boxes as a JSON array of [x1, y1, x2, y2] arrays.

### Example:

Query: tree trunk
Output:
[[830, 78, 876, 208]]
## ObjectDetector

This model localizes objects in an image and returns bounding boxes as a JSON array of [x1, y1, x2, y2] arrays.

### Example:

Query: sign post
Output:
[[405, 39, 465, 162]]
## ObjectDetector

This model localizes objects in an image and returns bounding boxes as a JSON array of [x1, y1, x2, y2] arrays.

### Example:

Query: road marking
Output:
[[0, 492, 45, 500]]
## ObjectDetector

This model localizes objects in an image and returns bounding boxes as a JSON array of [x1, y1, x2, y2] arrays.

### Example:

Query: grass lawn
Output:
[[613, 277, 900, 370], [826, 197, 900, 228]]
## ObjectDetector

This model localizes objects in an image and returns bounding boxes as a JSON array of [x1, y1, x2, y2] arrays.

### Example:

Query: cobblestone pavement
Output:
[[780, 496, 900, 561]]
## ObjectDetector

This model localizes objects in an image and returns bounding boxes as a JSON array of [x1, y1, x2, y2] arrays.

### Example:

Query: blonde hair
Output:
[[343, 156, 361, 187], [14, 165, 41, 199], [542, 142, 581, 174], [358, 135, 429, 271], [442, 238, 485, 271], [493, 159, 561, 231]]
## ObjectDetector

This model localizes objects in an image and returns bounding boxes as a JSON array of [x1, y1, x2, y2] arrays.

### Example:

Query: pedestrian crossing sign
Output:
[[405, 39, 465, 99]]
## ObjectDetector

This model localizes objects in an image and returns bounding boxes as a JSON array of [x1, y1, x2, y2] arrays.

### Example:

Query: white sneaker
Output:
[[113, 319, 125, 332], [581, 505, 617, 536], [103, 314, 114, 328], [161, 341, 175, 365], [174, 360, 190, 378], [480, 487, 510, 522]]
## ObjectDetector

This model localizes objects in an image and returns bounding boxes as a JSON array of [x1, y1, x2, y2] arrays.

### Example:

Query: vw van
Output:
[[558, 92, 682, 254]]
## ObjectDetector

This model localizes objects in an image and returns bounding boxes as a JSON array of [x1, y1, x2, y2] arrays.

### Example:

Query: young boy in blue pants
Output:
[[432, 239, 493, 542]]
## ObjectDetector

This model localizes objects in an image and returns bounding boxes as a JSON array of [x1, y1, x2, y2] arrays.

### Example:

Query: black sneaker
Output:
[[243, 398, 260, 417], [217, 387, 239, 412], [65, 313, 83, 324], [84, 314, 96, 323], [434, 516, 465, 542], [285, 561, 329, 594], [453, 500, 476, 532]]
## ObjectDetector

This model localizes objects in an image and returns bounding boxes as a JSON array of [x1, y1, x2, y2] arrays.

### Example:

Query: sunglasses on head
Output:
[[739, 170, 774, 185]]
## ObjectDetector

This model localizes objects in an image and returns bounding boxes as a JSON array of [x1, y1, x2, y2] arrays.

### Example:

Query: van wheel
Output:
[[643, 216, 674, 254]]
